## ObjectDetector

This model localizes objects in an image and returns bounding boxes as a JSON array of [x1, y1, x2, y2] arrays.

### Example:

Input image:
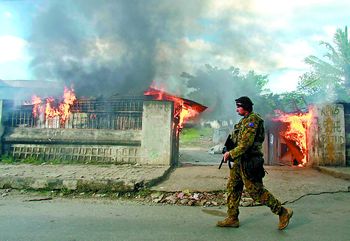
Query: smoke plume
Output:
[[28, 0, 281, 119]]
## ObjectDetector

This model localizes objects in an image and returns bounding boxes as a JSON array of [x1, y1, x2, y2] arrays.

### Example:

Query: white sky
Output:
[[0, 0, 348, 93]]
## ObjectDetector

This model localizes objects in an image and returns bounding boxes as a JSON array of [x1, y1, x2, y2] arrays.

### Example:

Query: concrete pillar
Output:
[[140, 101, 175, 166], [308, 103, 346, 166]]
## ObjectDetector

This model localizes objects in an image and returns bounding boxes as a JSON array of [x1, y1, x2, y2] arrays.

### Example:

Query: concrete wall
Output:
[[2, 128, 141, 164], [1, 100, 178, 166], [3, 128, 141, 145], [308, 103, 346, 166], [140, 101, 174, 165]]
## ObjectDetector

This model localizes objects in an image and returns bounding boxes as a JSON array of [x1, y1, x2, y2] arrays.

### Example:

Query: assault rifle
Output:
[[218, 134, 236, 169]]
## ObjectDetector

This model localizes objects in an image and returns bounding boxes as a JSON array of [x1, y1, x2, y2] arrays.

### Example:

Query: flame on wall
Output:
[[272, 108, 314, 166], [144, 87, 207, 130], [32, 87, 76, 125]]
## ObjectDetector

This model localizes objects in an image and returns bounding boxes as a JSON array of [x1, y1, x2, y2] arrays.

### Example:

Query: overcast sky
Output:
[[0, 0, 349, 95]]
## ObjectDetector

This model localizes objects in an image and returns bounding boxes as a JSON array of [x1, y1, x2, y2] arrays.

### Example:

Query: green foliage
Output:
[[298, 26, 350, 102], [22, 156, 43, 164], [184, 65, 271, 119], [60, 187, 74, 196], [1, 154, 46, 165], [136, 189, 153, 198], [182, 63, 313, 116], [261, 91, 309, 113], [1, 154, 18, 164], [0, 155, 97, 165]]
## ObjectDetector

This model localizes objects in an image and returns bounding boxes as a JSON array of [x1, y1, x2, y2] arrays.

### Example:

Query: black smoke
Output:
[[28, 0, 280, 119], [28, 0, 208, 97]]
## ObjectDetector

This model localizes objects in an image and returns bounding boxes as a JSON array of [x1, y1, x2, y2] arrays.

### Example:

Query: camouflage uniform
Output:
[[226, 112, 283, 219]]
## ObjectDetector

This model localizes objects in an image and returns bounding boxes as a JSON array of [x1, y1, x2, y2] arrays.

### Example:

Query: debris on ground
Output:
[[0, 187, 261, 208], [133, 190, 260, 207]]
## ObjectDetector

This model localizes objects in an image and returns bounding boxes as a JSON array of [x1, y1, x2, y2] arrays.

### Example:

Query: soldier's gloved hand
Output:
[[223, 152, 231, 162]]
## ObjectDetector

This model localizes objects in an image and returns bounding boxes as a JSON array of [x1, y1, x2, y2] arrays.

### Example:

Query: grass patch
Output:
[[0, 154, 18, 164], [1, 154, 44, 165], [179, 126, 213, 146], [22, 156, 43, 164], [0, 154, 118, 165]]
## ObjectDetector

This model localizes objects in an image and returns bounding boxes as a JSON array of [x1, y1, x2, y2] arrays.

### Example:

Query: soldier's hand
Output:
[[223, 152, 231, 162]]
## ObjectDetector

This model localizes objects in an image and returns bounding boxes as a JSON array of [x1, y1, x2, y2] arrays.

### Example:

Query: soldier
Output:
[[217, 96, 293, 230]]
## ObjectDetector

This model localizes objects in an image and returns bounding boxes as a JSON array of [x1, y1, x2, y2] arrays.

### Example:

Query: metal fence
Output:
[[4, 97, 144, 130]]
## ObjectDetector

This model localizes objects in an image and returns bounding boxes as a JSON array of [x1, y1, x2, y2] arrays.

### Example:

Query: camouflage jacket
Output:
[[229, 112, 264, 161]]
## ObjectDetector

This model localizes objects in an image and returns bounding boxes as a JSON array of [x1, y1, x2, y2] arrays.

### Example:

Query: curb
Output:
[[314, 166, 350, 181], [0, 176, 140, 192], [0, 165, 172, 193]]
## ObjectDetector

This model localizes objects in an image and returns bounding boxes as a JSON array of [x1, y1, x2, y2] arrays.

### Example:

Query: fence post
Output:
[[140, 100, 175, 166]]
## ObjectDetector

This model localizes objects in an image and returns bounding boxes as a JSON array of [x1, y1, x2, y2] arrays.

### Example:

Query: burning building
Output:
[[265, 102, 350, 167], [0, 87, 206, 166], [1, 84, 348, 168], [144, 87, 207, 131]]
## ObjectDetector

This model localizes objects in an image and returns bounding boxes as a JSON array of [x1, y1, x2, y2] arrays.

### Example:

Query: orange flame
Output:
[[144, 87, 206, 130], [32, 87, 76, 126], [59, 87, 77, 123], [273, 109, 313, 166], [168, 96, 199, 128], [32, 95, 43, 118]]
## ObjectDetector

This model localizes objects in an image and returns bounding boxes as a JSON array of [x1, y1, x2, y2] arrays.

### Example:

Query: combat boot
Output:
[[278, 207, 293, 230], [216, 216, 239, 228]]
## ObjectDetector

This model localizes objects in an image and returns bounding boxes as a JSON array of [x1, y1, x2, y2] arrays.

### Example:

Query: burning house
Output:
[[265, 102, 350, 167], [1, 83, 348, 168], [0, 87, 207, 166], [144, 87, 207, 131]]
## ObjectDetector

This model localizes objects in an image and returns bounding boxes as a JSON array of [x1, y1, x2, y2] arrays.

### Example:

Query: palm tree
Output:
[[298, 26, 350, 101]]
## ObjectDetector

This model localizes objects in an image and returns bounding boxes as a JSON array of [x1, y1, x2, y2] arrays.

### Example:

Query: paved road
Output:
[[179, 147, 220, 165], [152, 165, 350, 202], [0, 191, 349, 241]]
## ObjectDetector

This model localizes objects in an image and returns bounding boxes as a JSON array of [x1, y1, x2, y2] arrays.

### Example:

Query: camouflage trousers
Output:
[[226, 161, 282, 218]]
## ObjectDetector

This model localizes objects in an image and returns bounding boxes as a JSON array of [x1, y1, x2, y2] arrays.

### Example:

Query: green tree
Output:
[[298, 26, 350, 102], [261, 91, 309, 114], [183, 65, 271, 120]]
